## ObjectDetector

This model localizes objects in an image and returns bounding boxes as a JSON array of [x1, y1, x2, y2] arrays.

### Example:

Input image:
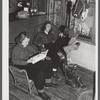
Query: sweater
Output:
[[11, 43, 39, 65], [33, 31, 56, 47]]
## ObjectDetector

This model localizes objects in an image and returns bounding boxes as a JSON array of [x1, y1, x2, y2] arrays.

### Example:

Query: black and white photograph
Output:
[[3, 0, 98, 100]]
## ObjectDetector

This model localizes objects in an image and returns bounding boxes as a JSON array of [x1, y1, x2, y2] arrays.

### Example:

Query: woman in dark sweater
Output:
[[33, 21, 61, 77], [11, 31, 58, 100]]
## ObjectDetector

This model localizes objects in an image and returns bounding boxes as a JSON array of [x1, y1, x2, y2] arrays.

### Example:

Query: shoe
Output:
[[53, 73, 60, 80], [80, 84, 86, 89], [65, 80, 77, 88], [38, 92, 51, 100], [53, 71, 61, 80], [45, 82, 59, 88]]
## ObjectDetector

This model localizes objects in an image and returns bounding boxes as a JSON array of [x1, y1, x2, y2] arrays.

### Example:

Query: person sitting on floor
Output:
[[11, 31, 58, 100]]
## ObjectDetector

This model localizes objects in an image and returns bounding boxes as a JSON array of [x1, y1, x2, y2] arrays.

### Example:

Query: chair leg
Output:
[[9, 69, 16, 85], [60, 60, 69, 80], [28, 81, 34, 94]]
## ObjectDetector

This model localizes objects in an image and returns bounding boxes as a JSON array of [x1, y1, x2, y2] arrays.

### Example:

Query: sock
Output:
[[38, 89, 44, 93], [45, 79, 52, 83], [53, 68, 57, 71]]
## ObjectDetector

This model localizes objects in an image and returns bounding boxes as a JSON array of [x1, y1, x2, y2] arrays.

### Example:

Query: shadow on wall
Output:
[[69, 41, 96, 71]]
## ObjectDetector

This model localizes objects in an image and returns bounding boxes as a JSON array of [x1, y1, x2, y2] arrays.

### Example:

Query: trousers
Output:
[[14, 60, 53, 90]]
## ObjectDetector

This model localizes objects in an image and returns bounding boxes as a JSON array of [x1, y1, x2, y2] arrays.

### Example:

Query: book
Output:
[[29, 50, 49, 64]]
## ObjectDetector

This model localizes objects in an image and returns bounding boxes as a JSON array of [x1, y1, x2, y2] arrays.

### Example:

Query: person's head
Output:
[[15, 31, 31, 48], [41, 21, 52, 33]]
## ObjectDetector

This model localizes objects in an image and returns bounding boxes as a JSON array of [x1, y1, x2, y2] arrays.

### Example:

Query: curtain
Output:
[[37, 0, 47, 12]]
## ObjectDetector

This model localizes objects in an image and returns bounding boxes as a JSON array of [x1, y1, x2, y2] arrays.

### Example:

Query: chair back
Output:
[[9, 65, 32, 93]]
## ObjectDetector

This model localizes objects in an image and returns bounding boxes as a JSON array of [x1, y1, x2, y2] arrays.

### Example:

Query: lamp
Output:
[[29, 0, 37, 15]]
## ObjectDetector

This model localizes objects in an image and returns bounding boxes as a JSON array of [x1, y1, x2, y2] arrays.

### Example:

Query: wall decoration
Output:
[[47, 0, 62, 27]]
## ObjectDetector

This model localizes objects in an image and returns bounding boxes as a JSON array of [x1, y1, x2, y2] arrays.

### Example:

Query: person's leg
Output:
[[33, 60, 59, 88], [48, 50, 60, 71], [25, 63, 51, 100], [43, 61, 59, 88], [14, 64, 51, 98], [47, 50, 61, 79], [43, 60, 53, 78], [23, 63, 45, 90], [34, 71, 51, 100], [34, 71, 45, 90]]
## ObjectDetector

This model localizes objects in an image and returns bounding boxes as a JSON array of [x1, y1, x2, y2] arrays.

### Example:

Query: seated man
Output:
[[11, 31, 58, 100], [55, 26, 86, 88], [53, 25, 79, 65]]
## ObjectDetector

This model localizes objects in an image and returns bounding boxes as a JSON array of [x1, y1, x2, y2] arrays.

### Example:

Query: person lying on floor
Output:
[[11, 31, 58, 100]]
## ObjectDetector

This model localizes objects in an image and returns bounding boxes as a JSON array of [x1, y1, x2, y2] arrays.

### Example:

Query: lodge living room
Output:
[[9, 0, 96, 100]]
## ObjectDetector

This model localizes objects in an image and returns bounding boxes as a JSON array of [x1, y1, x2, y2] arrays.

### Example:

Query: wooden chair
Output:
[[9, 65, 34, 94]]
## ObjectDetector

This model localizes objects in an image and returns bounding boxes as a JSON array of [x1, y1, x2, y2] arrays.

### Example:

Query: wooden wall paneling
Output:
[[60, 0, 66, 25], [9, 15, 47, 43], [9, 0, 18, 13]]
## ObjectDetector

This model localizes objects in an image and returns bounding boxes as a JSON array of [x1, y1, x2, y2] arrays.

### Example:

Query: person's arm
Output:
[[28, 45, 40, 57], [33, 33, 46, 51], [49, 31, 58, 43], [33, 33, 44, 46], [68, 37, 76, 45], [12, 47, 28, 65]]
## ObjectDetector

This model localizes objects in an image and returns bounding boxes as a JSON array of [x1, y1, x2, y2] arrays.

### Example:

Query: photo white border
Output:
[[3, 0, 9, 100], [95, 0, 98, 100], [2, 0, 98, 100]]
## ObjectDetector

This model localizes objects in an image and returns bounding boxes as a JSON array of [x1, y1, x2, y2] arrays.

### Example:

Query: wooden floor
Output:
[[9, 66, 95, 100]]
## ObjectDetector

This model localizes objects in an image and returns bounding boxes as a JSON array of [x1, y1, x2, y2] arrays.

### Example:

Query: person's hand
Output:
[[41, 45, 46, 51], [45, 56, 51, 60], [38, 45, 46, 51], [27, 58, 33, 63], [59, 33, 64, 38]]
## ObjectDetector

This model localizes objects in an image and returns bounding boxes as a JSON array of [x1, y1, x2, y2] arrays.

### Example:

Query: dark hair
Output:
[[41, 21, 52, 33], [75, 42, 80, 46], [59, 25, 67, 33], [15, 31, 31, 44]]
